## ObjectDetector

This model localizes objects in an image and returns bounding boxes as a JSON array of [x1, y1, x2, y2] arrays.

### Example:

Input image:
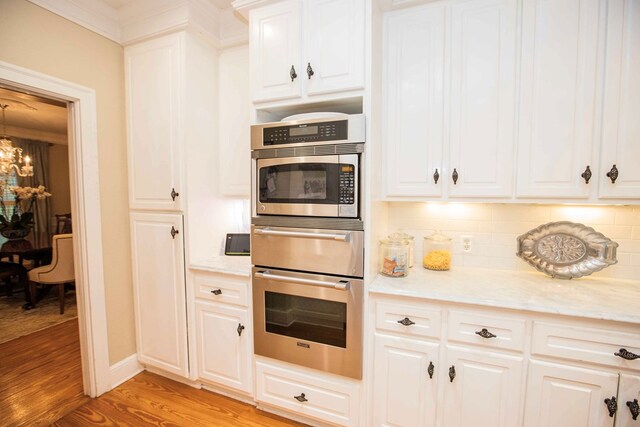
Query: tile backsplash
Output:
[[387, 203, 640, 280]]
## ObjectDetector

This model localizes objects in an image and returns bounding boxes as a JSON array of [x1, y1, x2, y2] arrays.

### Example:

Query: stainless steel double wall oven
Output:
[[251, 114, 365, 379]]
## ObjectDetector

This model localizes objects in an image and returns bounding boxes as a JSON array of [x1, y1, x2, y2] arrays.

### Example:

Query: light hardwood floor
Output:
[[0, 317, 89, 427], [55, 371, 308, 426]]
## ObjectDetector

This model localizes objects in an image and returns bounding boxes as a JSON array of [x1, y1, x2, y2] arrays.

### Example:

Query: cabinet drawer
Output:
[[375, 301, 442, 339], [532, 321, 640, 370], [447, 310, 526, 352], [193, 272, 249, 306], [255, 360, 360, 427]]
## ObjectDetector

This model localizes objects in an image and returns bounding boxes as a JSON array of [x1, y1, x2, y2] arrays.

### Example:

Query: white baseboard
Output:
[[109, 354, 143, 390]]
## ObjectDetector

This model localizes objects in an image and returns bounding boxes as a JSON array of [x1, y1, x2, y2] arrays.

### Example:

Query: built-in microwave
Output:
[[251, 114, 365, 218]]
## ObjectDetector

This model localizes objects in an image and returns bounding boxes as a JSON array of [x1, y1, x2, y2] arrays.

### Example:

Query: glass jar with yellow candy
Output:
[[422, 230, 452, 271]]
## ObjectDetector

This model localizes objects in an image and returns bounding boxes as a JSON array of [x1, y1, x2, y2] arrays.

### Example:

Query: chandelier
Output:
[[0, 104, 33, 177]]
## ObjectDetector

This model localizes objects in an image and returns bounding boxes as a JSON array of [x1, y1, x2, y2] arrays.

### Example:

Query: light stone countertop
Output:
[[370, 267, 640, 324], [190, 256, 251, 277]]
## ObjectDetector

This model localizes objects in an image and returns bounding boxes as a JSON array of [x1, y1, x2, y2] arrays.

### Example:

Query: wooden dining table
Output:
[[0, 232, 53, 308]]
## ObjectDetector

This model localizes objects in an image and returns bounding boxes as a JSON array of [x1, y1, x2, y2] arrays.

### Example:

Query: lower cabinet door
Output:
[[372, 333, 439, 427], [524, 360, 619, 427], [617, 374, 640, 427], [195, 301, 251, 394], [442, 346, 524, 427], [130, 212, 188, 377]]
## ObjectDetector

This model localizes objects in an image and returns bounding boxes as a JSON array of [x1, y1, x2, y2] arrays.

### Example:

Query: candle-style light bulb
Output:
[[24, 155, 30, 164]]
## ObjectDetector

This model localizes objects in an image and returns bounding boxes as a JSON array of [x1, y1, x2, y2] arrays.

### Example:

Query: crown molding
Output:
[[7, 126, 68, 145], [230, 0, 279, 19], [28, 0, 121, 43]]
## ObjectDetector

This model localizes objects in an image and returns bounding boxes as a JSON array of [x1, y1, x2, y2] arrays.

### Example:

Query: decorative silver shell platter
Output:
[[516, 221, 618, 279]]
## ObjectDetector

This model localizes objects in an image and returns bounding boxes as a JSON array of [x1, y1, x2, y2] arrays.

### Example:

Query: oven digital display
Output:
[[290, 125, 318, 136]]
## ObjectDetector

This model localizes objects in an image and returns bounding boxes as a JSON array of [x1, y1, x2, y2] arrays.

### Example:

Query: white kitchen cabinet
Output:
[[130, 212, 188, 377], [249, 0, 365, 104], [448, 0, 517, 198], [515, 0, 602, 199], [125, 33, 183, 211], [442, 345, 524, 427], [372, 333, 439, 427], [523, 360, 619, 427], [599, 0, 640, 199], [618, 374, 640, 427], [195, 300, 252, 394], [383, 4, 445, 197], [383, 0, 517, 199]]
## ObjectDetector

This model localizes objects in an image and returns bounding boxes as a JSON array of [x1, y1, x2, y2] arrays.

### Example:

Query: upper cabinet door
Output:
[[250, 0, 302, 103], [599, 0, 640, 199], [516, 0, 601, 199], [305, 0, 365, 96], [383, 5, 445, 197], [125, 34, 183, 211], [448, 0, 517, 198]]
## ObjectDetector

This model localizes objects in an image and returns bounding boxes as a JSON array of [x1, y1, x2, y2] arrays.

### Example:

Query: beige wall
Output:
[[0, 0, 135, 364], [48, 144, 72, 219]]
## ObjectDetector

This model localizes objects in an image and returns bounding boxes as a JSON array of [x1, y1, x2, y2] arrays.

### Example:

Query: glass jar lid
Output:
[[389, 231, 414, 242], [380, 238, 409, 246], [424, 230, 452, 242]]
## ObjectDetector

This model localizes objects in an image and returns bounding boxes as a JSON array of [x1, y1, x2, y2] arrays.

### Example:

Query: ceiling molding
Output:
[[28, 0, 122, 43], [6, 126, 68, 145], [230, 0, 279, 19]]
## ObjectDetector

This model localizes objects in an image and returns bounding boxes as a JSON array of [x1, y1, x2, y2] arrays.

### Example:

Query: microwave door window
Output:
[[264, 291, 347, 348], [259, 164, 340, 204]]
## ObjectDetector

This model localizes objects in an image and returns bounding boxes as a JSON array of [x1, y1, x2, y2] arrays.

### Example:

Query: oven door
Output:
[[252, 267, 363, 379], [255, 154, 358, 218]]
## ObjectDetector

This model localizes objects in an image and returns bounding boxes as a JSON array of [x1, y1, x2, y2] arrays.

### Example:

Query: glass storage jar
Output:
[[422, 230, 452, 271], [388, 231, 415, 268], [379, 239, 409, 277]]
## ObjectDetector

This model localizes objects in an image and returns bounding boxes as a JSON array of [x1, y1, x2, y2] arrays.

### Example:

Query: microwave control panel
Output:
[[263, 120, 348, 146], [339, 164, 355, 205]]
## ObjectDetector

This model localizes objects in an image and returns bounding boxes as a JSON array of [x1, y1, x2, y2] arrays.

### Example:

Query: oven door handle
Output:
[[254, 271, 350, 290], [254, 228, 350, 242]]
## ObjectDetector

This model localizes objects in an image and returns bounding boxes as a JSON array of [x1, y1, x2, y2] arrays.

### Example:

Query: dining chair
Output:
[[28, 234, 74, 314], [55, 213, 72, 235]]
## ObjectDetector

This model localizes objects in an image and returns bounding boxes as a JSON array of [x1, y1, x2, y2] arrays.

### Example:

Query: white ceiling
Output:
[[102, 0, 234, 10], [0, 87, 68, 145]]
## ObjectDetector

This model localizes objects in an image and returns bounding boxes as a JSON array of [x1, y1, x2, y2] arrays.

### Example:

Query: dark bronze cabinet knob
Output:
[[428, 361, 434, 379], [237, 323, 245, 337], [433, 169, 440, 184], [475, 328, 497, 339], [581, 166, 592, 184], [170, 226, 179, 239], [605, 396, 617, 417], [171, 188, 179, 201], [290, 65, 298, 82], [606, 164, 619, 183], [211, 289, 222, 295], [449, 365, 456, 382], [627, 399, 639, 420], [306, 62, 314, 79], [615, 348, 639, 360], [397, 317, 415, 326], [452, 168, 459, 185], [294, 393, 308, 403]]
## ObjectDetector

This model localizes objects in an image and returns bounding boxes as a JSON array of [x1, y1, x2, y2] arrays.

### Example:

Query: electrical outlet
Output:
[[461, 235, 473, 253]]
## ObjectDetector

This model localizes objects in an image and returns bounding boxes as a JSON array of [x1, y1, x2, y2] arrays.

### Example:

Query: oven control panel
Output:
[[339, 164, 355, 205], [263, 120, 348, 146]]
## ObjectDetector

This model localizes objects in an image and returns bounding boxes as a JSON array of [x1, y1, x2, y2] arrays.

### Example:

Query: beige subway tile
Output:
[[615, 211, 640, 226], [492, 233, 519, 245], [593, 265, 640, 281], [492, 205, 525, 221], [519, 205, 551, 222], [630, 254, 640, 267], [491, 221, 537, 234], [591, 225, 633, 240], [633, 226, 640, 240], [617, 240, 640, 253], [549, 206, 616, 225], [616, 253, 631, 266]]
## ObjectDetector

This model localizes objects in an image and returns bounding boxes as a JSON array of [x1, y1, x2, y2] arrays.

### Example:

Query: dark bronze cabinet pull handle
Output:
[[294, 393, 307, 403], [452, 168, 459, 185], [237, 323, 245, 337], [397, 317, 415, 326], [449, 365, 456, 382], [605, 396, 617, 417], [171, 188, 179, 201], [428, 361, 434, 379], [306, 62, 314, 79], [615, 348, 639, 360], [628, 399, 640, 420], [434, 169, 440, 184], [581, 166, 592, 184], [170, 226, 179, 239], [475, 328, 497, 339], [606, 164, 619, 183], [210, 289, 222, 295], [290, 65, 298, 82]]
